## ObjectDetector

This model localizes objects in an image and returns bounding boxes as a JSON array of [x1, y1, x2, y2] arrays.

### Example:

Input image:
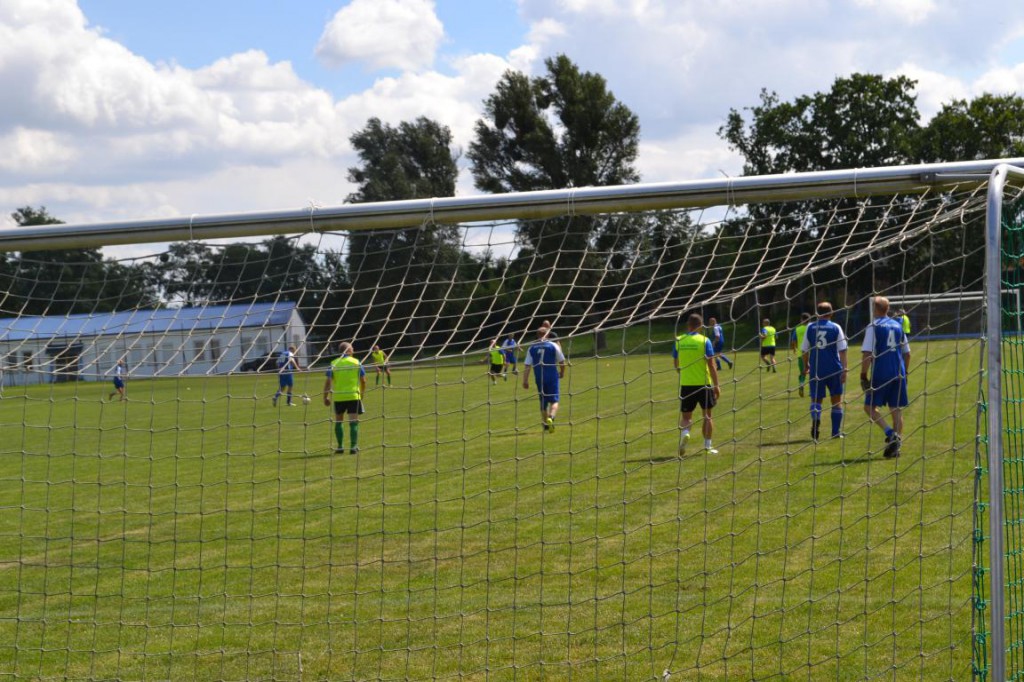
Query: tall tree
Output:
[[917, 93, 1024, 162], [345, 116, 462, 351], [468, 54, 641, 254], [717, 75, 925, 307]]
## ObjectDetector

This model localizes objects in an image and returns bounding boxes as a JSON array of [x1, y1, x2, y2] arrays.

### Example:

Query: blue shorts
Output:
[[113, 377, 125, 390], [279, 374, 294, 388], [504, 352, 516, 364], [537, 382, 560, 409], [865, 377, 909, 408], [713, 341, 725, 354], [809, 375, 844, 401]]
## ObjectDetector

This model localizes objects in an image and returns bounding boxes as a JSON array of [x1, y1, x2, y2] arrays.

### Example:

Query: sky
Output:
[[1, 0, 1024, 232]]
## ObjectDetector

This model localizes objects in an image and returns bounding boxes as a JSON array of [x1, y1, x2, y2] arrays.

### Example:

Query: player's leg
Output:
[[348, 404, 360, 454], [808, 378, 823, 441], [678, 409, 694, 455], [385, 366, 392, 386], [285, 375, 294, 405], [770, 348, 778, 372], [333, 405, 346, 452], [375, 366, 381, 385], [701, 388, 718, 453], [829, 391, 844, 438], [273, 376, 283, 406], [797, 357, 806, 397]]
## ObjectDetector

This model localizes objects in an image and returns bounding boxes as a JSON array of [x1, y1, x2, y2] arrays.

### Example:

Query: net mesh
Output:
[[0, 181, 1014, 680]]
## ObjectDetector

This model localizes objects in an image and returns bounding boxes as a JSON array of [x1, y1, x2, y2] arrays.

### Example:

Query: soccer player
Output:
[[791, 312, 812, 397], [501, 334, 518, 377], [366, 344, 392, 387], [523, 325, 566, 431], [897, 308, 911, 336], [708, 317, 733, 370], [107, 359, 127, 402], [674, 313, 721, 455], [800, 303, 848, 441], [487, 339, 506, 384], [759, 318, 778, 372], [861, 296, 911, 459], [323, 341, 367, 455], [272, 344, 301, 407]]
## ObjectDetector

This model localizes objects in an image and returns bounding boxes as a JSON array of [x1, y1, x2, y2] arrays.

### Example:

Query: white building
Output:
[[0, 302, 307, 387]]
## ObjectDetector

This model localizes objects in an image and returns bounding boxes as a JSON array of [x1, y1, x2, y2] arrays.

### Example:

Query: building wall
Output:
[[0, 323, 301, 387]]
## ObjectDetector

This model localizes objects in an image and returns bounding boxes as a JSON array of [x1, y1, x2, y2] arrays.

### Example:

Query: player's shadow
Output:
[[758, 438, 815, 446], [632, 452, 706, 464], [808, 454, 884, 466]]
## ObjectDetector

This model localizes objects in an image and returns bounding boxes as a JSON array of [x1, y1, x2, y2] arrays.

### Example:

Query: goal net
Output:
[[0, 162, 1020, 680]]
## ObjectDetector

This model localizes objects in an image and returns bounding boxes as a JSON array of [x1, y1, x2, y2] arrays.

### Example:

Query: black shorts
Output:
[[761, 346, 776, 356], [489, 363, 504, 374], [333, 400, 364, 416], [679, 385, 716, 412]]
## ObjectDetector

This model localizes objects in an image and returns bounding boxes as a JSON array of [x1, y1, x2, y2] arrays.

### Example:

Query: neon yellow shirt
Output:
[[370, 350, 386, 365], [675, 333, 712, 386], [489, 348, 504, 365], [794, 324, 808, 350], [329, 356, 362, 401], [761, 326, 777, 347], [901, 315, 911, 334]]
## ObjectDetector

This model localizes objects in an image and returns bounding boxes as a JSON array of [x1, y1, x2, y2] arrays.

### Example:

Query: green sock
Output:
[[387, 375, 391, 385], [334, 422, 344, 448], [375, 374, 380, 385], [349, 421, 359, 449]]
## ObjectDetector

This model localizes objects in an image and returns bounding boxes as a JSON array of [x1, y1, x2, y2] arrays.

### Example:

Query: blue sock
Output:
[[885, 427, 894, 439], [831, 407, 843, 436], [810, 403, 822, 421]]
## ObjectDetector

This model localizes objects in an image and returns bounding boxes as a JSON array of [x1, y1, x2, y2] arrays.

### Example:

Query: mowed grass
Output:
[[0, 339, 983, 681]]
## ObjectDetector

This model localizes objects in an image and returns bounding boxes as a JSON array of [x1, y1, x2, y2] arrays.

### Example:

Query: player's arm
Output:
[[759, 328, 766, 339], [522, 353, 531, 389], [359, 371, 367, 396], [860, 351, 873, 391], [705, 356, 721, 399], [839, 349, 848, 383]]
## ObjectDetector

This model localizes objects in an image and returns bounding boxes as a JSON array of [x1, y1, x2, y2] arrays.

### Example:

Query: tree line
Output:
[[3, 58, 1024, 352]]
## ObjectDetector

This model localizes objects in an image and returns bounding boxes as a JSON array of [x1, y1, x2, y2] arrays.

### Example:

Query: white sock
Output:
[[705, 439, 713, 449]]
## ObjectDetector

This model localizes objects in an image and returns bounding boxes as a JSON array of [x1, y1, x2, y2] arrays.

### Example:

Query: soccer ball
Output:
[[302, 395, 311, 405]]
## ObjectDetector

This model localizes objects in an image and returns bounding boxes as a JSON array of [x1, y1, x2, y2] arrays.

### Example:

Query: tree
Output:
[[468, 54, 641, 254], [720, 73, 920, 176], [718, 75, 925, 306], [345, 117, 462, 352], [917, 93, 1024, 162], [1, 206, 157, 316]]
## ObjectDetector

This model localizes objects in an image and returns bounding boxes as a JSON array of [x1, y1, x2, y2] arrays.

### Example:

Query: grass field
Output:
[[0, 339, 983, 681]]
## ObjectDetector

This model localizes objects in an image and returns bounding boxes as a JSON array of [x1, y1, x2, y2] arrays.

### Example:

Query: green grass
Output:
[[0, 340, 983, 680]]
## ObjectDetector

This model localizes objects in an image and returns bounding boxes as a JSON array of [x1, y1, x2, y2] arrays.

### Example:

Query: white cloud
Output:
[[316, 0, 444, 72], [0, 128, 77, 173], [852, 0, 938, 25]]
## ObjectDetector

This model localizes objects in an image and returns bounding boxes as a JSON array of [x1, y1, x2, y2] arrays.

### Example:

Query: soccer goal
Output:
[[1, 159, 1023, 681]]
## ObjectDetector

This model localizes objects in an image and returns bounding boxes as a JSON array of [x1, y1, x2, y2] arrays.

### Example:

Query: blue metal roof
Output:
[[0, 302, 297, 342]]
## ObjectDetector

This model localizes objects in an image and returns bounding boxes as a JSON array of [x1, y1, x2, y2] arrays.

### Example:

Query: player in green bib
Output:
[[672, 313, 721, 455], [487, 340, 506, 384], [759, 318, 778, 372], [791, 312, 811, 396], [323, 341, 367, 454], [366, 344, 392, 386]]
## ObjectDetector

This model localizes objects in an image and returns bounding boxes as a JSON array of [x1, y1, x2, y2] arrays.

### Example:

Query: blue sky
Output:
[[2, 0, 1024, 231]]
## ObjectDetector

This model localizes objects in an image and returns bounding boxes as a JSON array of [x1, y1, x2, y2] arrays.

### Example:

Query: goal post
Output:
[[1, 158, 1024, 680]]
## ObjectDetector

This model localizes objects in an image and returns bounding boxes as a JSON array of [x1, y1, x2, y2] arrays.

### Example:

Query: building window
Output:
[[209, 338, 222, 361], [193, 340, 205, 362], [23, 351, 33, 369]]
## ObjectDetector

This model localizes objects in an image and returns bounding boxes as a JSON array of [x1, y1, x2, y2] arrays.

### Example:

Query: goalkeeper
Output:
[[487, 339, 506, 384], [791, 312, 811, 397], [323, 342, 366, 455]]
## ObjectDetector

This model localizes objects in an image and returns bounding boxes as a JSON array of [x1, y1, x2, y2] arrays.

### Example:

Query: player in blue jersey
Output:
[[523, 325, 567, 432], [800, 302, 849, 441], [501, 335, 519, 378], [707, 317, 733, 370], [272, 345, 301, 407], [106, 359, 127, 402], [860, 296, 911, 459]]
